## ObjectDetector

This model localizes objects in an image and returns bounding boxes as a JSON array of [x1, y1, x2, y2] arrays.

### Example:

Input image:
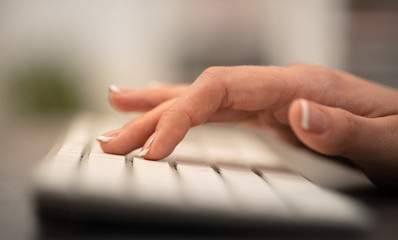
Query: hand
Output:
[[98, 63, 398, 189]]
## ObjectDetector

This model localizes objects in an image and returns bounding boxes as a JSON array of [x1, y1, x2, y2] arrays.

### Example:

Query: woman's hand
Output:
[[98, 63, 398, 189]]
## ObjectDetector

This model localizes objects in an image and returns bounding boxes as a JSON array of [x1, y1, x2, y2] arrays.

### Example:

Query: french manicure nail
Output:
[[96, 136, 115, 143], [109, 85, 121, 93], [138, 132, 157, 157], [300, 99, 328, 133], [138, 148, 149, 157], [96, 128, 121, 143], [300, 99, 310, 130]]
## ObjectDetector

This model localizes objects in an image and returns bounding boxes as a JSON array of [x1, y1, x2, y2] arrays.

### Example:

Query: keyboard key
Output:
[[171, 136, 207, 164], [220, 168, 291, 220], [127, 158, 182, 208], [34, 116, 93, 190], [262, 171, 366, 225], [196, 126, 243, 167], [78, 151, 128, 201], [35, 151, 82, 191], [176, 163, 236, 214], [226, 129, 285, 168]]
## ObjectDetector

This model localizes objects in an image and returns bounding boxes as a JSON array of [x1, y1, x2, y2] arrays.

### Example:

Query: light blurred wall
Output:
[[0, 0, 350, 115], [0, 0, 182, 115], [262, 0, 349, 69]]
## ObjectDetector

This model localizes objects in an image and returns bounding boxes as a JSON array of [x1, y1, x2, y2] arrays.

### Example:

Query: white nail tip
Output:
[[138, 148, 149, 157], [146, 134, 156, 146], [109, 85, 121, 93], [300, 99, 309, 130], [96, 136, 114, 143]]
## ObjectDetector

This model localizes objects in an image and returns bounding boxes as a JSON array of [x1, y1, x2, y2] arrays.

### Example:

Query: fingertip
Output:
[[96, 135, 115, 143], [139, 113, 191, 160], [97, 124, 147, 155], [137, 132, 157, 158], [289, 98, 329, 134], [289, 99, 333, 155], [99, 135, 138, 156], [109, 85, 121, 93], [96, 128, 125, 154], [97, 128, 122, 142], [138, 130, 177, 160], [108, 86, 138, 112]]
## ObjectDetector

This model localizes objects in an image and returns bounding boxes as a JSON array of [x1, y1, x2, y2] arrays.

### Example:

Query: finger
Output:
[[98, 99, 175, 155], [207, 109, 257, 123], [100, 102, 259, 155], [108, 84, 188, 112], [139, 65, 303, 160], [289, 99, 398, 189]]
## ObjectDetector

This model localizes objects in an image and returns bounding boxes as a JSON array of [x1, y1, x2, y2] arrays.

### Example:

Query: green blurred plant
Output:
[[8, 61, 83, 115]]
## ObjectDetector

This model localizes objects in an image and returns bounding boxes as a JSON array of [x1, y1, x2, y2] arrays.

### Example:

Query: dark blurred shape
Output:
[[348, 0, 398, 88], [7, 60, 83, 115], [175, 1, 266, 83]]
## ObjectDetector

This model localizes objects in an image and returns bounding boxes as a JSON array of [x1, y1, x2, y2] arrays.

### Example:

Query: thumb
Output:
[[288, 99, 398, 189]]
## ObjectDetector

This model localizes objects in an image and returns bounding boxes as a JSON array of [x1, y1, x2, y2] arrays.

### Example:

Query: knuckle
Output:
[[199, 66, 231, 108], [287, 62, 339, 99], [268, 65, 290, 82], [202, 66, 224, 75], [262, 65, 297, 107], [288, 62, 329, 74], [287, 62, 316, 69], [200, 66, 228, 83]]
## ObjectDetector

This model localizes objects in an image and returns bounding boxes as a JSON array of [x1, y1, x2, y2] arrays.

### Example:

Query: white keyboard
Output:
[[33, 114, 371, 232]]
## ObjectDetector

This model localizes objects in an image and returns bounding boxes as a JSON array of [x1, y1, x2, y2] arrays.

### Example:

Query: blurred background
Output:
[[0, 0, 397, 238], [1, 0, 398, 117]]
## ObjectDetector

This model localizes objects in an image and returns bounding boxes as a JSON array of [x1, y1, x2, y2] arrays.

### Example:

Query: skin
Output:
[[98, 63, 398, 189]]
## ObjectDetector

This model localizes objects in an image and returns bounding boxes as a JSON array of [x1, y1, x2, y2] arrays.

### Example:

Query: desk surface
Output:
[[1, 116, 397, 240]]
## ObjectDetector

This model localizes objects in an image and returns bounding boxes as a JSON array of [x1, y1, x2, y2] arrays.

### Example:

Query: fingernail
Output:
[[96, 128, 121, 143], [138, 132, 157, 157], [96, 136, 114, 143], [109, 85, 121, 93], [300, 99, 328, 133]]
